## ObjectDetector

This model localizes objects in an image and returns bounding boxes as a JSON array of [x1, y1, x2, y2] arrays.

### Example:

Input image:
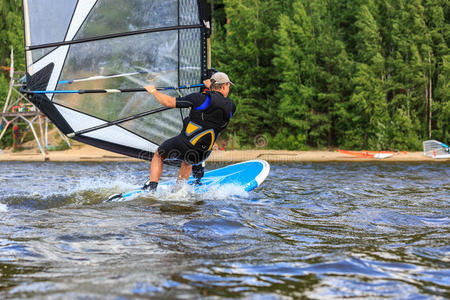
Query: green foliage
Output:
[[0, 126, 12, 149], [269, 128, 308, 150], [0, 0, 25, 103], [272, 1, 314, 149], [388, 108, 422, 150], [341, 2, 390, 149], [273, 0, 353, 148], [48, 139, 71, 151], [434, 55, 450, 141], [213, 0, 449, 150], [0, 1, 25, 149], [212, 0, 284, 145]]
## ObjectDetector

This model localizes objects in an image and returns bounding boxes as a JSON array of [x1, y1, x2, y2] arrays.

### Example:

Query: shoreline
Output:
[[0, 145, 447, 163]]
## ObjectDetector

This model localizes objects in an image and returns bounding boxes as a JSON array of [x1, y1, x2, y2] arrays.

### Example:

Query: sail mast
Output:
[[22, 0, 33, 73]]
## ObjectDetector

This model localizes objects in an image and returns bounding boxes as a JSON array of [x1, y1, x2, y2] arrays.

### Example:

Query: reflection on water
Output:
[[0, 161, 449, 298]]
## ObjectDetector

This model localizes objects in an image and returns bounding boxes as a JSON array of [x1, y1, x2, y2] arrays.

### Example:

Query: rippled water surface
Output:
[[0, 161, 449, 299]]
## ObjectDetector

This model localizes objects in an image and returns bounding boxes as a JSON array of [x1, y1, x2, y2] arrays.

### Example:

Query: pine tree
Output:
[[311, 0, 353, 148], [213, 0, 283, 147], [434, 55, 450, 142], [424, 0, 449, 142], [344, 1, 389, 149], [379, 0, 429, 149], [272, 0, 314, 149]]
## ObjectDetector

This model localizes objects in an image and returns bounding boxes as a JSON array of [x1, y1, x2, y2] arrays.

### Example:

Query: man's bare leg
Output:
[[150, 150, 164, 182], [177, 161, 192, 182]]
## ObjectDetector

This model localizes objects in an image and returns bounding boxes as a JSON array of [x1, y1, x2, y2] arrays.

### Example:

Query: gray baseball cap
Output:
[[211, 72, 234, 85]]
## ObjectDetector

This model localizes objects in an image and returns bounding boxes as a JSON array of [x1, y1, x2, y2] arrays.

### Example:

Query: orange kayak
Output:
[[337, 149, 407, 159]]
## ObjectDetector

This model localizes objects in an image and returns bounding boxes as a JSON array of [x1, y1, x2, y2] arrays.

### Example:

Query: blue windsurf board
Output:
[[106, 160, 270, 202]]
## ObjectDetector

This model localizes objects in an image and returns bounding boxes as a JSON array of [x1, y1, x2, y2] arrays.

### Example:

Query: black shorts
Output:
[[158, 134, 211, 165]]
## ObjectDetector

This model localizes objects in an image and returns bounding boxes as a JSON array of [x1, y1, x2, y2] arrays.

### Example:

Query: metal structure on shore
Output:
[[0, 47, 70, 156]]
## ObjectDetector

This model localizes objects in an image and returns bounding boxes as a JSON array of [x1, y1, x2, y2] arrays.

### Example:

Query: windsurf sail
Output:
[[423, 140, 450, 159], [22, 0, 210, 161]]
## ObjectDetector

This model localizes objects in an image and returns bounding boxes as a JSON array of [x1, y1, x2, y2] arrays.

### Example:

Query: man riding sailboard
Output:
[[21, 1, 268, 200], [142, 72, 236, 191]]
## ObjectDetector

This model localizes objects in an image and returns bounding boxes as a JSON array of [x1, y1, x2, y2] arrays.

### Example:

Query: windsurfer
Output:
[[143, 72, 236, 191]]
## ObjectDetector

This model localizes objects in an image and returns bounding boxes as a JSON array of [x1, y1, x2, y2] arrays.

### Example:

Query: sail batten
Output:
[[27, 24, 205, 51]]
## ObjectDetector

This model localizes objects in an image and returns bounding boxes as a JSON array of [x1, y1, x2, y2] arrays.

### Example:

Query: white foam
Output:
[[200, 183, 249, 200], [25, 173, 250, 204], [154, 182, 249, 202], [0, 203, 8, 212], [76, 176, 138, 192], [16, 172, 142, 202], [156, 181, 195, 202]]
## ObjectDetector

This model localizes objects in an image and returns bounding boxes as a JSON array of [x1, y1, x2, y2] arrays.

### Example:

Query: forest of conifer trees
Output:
[[211, 0, 449, 150], [1, 0, 448, 150]]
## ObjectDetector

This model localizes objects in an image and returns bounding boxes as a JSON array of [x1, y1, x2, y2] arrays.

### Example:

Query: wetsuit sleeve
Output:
[[176, 93, 206, 109], [230, 101, 237, 118]]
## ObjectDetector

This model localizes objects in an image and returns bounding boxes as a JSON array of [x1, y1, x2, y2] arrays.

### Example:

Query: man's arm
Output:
[[145, 79, 211, 108], [144, 85, 176, 108]]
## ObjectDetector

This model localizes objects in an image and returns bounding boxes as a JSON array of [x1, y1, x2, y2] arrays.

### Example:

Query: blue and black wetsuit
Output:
[[157, 91, 236, 165]]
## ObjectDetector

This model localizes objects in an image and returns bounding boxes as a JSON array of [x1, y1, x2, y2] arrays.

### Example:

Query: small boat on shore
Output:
[[337, 149, 407, 159]]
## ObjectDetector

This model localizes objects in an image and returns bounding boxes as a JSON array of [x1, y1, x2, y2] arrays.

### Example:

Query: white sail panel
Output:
[[27, 46, 69, 99], [66, 0, 98, 41], [56, 105, 157, 152]]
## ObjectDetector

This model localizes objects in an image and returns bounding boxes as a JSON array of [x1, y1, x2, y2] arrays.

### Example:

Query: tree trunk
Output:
[[428, 55, 432, 138], [428, 77, 432, 138], [425, 84, 429, 136]]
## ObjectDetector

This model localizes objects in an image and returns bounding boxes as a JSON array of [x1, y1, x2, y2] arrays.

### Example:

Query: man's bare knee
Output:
[[154, 150, 166, 161]]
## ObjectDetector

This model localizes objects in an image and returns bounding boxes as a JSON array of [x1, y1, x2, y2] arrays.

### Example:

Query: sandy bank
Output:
[[0, 144, 447, 163]]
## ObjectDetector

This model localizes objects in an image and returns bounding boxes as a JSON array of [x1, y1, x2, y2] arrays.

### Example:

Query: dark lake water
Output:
[[0, 161, 449, 299]]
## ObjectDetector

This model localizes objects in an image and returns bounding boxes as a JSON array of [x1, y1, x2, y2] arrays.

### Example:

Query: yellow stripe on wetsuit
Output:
[[189, 129, 215, 151], [185, 122, 201, 135]]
